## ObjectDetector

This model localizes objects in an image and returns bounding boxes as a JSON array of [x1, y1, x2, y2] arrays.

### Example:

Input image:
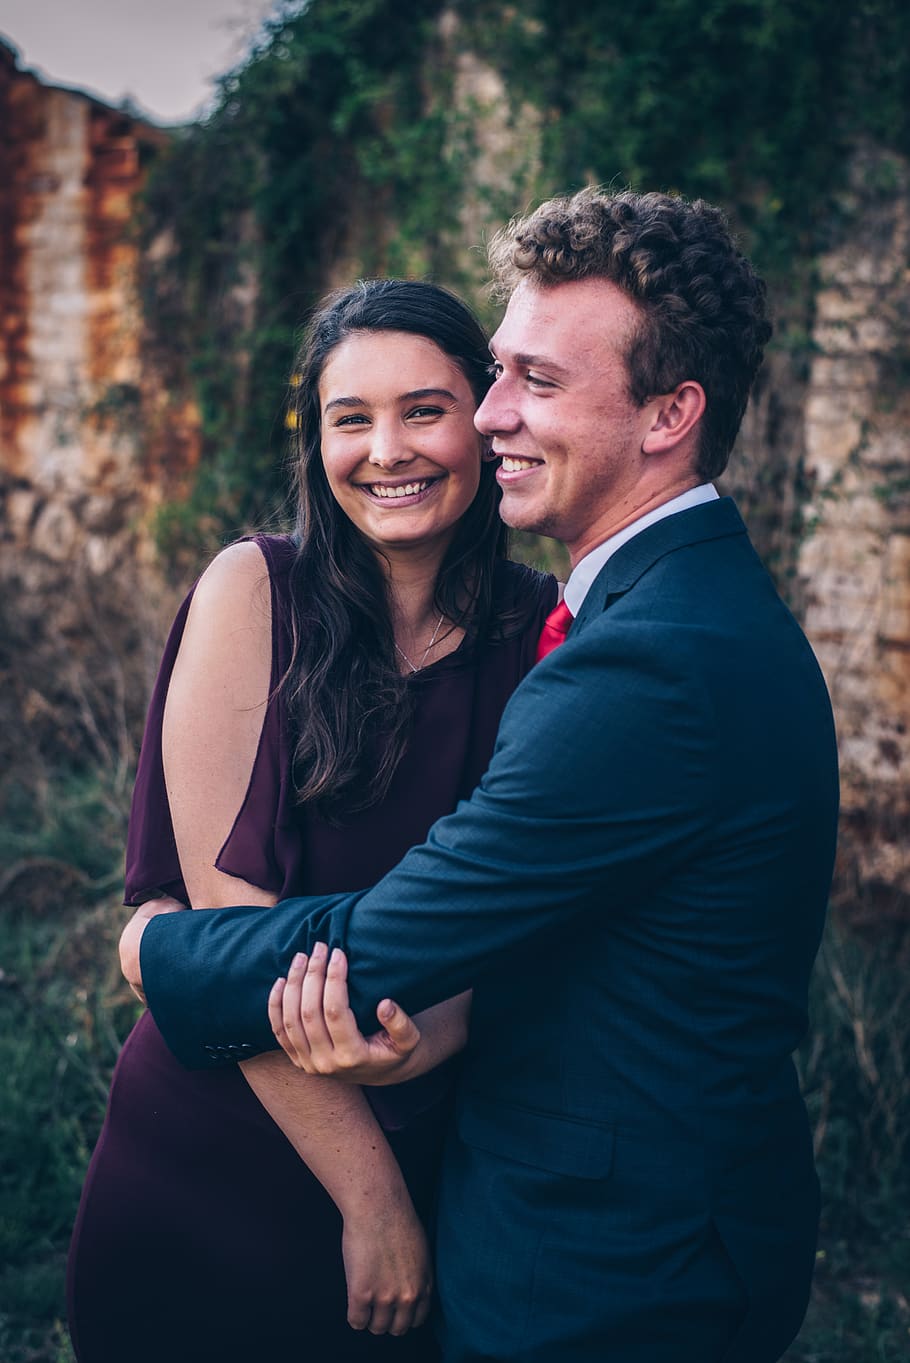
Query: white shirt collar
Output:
[[563, 483, 719, 617]]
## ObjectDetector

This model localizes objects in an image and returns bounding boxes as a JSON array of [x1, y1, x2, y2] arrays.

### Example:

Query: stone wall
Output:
[[0, 41, 199, 775], [797, 149, 910, 929], [0, 41, 202, 564]]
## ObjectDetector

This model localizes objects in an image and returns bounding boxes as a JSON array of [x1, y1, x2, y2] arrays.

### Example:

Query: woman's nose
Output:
[[367, 424, 413, 468]]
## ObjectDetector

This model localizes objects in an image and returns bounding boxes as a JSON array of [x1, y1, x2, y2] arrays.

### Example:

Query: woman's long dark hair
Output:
[[285, 278, 506, 818]]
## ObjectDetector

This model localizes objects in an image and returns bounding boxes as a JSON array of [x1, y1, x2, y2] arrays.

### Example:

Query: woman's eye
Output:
[[407, 405, 444, 419], [335, 413, 369, 427]]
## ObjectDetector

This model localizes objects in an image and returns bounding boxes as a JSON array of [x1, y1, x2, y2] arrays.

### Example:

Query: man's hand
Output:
[[119, 897, 186, 1003], [269, 943, 421, 1083]]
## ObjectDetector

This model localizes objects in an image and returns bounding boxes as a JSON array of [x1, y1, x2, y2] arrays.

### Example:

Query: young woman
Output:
[[67, 279, 556, 1362]]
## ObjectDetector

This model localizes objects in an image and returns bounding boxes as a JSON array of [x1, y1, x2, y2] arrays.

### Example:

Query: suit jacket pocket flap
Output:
[[457, 1094, 614, 1179]]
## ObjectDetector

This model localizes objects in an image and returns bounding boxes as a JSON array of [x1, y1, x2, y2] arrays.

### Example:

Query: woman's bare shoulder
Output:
[[185, 540, 273, 633], [195, 539, 270, 593]]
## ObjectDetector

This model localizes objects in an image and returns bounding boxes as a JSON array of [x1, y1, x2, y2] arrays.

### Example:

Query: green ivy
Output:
[[463, 0, 910, 271], [140, 0, 910, 560]]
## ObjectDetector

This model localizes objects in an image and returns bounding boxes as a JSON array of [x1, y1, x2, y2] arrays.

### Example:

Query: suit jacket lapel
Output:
[[571, 496, 748, 634]]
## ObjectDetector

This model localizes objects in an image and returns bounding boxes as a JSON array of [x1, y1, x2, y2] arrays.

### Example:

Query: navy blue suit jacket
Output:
[[142, 498, 839, 1363]]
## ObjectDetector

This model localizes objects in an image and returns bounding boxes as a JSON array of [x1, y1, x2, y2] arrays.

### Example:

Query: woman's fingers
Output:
[[375, 998, 421, 1058], [279, 952, 313, 1069], [341, 1209, 432, 1338], [321, 949, 364, 1058], [369, 1285, 432, 1336], [345, 1285, 371, 1332], [297, 940, 334, 1060], [412, 1292, 432, 1331], [268, 976, 290, 1053], [346, 1268, 431, 1336], [272, 945, 357, 1072], [367, 1298, 396, 1336], [387, 1283, 431, 1336], [274, 945, 421, 1077]]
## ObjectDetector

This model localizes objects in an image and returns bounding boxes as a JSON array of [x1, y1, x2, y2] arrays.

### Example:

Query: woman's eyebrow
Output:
[[324, 387, 458, 413], [401, 388, 459, 402]]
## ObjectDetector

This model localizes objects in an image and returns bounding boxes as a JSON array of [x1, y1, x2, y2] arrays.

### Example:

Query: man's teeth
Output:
[[369, 480, 433, 499], [501, 456, 540, 472]]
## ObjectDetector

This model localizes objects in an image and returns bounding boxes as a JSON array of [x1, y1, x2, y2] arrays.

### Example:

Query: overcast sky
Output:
[[0, 0, 281, 123]]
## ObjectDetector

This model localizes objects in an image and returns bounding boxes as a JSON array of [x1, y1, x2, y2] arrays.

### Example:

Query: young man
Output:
[[124, 189, 839, 1363]]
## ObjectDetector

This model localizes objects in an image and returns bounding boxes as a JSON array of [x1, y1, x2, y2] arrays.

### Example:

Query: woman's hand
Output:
[[342, 1192, 433, 1334], [269, 944, 422, 1083]]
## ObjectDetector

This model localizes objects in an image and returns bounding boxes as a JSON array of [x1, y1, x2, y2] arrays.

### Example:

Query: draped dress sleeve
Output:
[[124, 534, 303, 905]]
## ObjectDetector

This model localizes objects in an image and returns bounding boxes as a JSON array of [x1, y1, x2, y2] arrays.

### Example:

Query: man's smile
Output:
[[495, 454, 545, 482]]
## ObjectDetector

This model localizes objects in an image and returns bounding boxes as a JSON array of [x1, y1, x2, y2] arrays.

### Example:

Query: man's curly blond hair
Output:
[[488, 188, 771, 479]]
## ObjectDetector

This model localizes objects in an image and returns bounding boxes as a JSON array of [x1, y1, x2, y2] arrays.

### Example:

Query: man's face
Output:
[[475, 277, 659, 565]]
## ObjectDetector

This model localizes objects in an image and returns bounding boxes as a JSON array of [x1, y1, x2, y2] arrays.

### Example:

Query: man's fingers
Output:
[[119, 899, 184, 998], [376, 999, 421, 1057], [149, 895, 187, 915]]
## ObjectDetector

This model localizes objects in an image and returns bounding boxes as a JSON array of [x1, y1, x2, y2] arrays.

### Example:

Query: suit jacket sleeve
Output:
[[142, 618, 717, 1067]]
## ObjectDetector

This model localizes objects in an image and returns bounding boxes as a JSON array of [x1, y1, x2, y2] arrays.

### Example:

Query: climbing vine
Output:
[[140, 0, 910, 561]]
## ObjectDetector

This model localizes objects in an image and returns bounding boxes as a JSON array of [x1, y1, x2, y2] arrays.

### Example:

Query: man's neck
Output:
[[566, 477, 703, 569], [563, 483, 719, 617]]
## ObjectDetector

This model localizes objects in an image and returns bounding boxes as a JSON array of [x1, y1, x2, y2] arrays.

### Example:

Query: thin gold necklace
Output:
[[394, 612, 445, 673]]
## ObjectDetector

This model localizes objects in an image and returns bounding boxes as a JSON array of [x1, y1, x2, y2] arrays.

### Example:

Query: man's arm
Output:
[[140, 622, 716, 1066]]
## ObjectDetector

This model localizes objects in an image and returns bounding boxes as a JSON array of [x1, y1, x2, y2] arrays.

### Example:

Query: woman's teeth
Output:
[[368, 480, 433, 498], [501, 456, 539, 472]]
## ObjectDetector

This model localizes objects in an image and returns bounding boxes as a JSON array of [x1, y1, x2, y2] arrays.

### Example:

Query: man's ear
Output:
[[641, 381, 706, 455]]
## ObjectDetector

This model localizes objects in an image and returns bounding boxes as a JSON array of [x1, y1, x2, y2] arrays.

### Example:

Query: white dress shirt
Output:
[[563, 484, 719, 617]]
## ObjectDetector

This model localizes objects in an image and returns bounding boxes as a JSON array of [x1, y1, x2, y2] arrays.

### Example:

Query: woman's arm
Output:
[[160, 541, 431, 1335]]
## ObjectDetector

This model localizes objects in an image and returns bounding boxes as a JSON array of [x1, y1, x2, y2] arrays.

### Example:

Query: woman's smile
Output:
[[357, 474, 445, 504]]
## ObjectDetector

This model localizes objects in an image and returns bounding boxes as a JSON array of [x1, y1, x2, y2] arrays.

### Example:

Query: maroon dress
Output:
[[67, 536, 555, 1363]]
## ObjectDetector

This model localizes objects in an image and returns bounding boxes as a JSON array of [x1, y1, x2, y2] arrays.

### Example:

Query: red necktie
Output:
[[535, 598, 574, 662]]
